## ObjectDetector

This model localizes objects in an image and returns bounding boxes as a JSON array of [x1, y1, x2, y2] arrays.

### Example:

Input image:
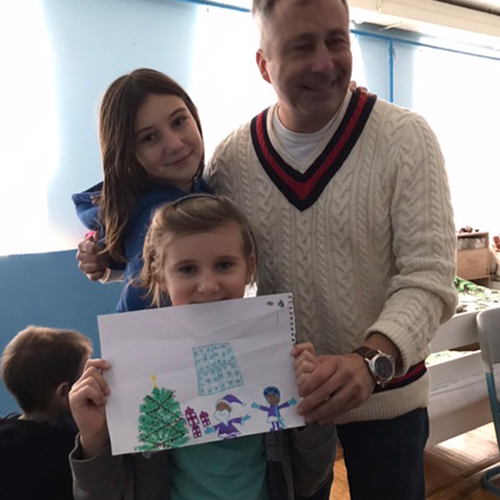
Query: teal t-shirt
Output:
[[169, 434, 268, 500]]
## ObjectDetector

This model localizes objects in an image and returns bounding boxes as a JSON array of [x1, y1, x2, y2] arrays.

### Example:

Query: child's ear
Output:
[[158, 278, 172, 304], [158, 278, 169, 293], [55, 382, 71, 408], [246, 254, 257, 284]]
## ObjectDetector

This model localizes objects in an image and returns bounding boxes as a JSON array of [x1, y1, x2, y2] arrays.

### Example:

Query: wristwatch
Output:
[[352, 346, 396, 386]]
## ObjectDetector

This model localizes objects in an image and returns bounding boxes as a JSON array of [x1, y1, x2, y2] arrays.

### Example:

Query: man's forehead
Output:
[[257, 0, 350, 51], [262, 21, 349, 49], [286, 26, 348, 42]]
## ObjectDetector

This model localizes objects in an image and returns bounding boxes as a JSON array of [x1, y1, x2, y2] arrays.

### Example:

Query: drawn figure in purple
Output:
[[251, 386, 297, 431], [205, 394, 250, 439]]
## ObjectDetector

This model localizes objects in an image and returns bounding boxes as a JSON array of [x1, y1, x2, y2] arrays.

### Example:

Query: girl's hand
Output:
[[69, 358, 111, 458], [349, 80, 369, 94], [76, 231, 110, 281], [291, 342, 320, 390]]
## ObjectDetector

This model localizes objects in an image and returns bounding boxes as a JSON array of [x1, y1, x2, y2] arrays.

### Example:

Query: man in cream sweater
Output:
[[205, 0, 457, 499]]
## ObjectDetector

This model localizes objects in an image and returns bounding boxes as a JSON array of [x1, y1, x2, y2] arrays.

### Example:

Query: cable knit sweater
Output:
[[205, 90, 457, 424]]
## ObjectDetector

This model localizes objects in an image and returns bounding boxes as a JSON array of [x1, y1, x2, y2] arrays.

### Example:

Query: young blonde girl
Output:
[[72, 68, 210, 312], [69, 195, 335, 500]]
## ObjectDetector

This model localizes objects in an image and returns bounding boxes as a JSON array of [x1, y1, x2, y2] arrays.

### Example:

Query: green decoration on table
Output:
[[454, 276, 479, 293], [135, 376, 189, 452]]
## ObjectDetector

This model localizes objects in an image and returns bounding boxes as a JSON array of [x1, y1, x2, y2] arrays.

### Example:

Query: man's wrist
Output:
[[352, 346, 396, 386], [363, 332, 402, 370]]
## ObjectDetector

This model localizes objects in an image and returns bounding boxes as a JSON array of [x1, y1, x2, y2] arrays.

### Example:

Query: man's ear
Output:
[[256, 50, 271, 84]]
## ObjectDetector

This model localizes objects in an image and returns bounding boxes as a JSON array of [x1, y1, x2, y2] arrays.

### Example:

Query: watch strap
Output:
[[352, 346, 396, 386], [352, 346, 380, 360]]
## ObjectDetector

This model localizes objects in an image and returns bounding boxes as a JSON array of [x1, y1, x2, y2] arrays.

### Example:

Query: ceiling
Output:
[[348, 0, 500, 49], [214, 0, 500, 47], [437, 0, 500, 15]]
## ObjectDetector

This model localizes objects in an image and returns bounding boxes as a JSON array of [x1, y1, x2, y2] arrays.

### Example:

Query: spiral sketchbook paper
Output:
[[98, 293, 304, 456]]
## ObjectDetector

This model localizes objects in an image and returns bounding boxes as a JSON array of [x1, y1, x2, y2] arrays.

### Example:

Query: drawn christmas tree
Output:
[[135, 376, 189, 452]]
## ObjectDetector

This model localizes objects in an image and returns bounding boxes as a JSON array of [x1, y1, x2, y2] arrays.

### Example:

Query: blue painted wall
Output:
[[0, 251, 121, 415]]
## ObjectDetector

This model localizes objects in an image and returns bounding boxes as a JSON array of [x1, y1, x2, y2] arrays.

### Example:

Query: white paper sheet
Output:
[[98, 293, 304, 455]]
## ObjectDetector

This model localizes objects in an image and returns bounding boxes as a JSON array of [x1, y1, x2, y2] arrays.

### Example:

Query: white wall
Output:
[[393, 41, 500, 233], [0, 0, 216, 255]]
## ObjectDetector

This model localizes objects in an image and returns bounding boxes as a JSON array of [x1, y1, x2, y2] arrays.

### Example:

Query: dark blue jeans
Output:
[[336, 407, 429, 500]]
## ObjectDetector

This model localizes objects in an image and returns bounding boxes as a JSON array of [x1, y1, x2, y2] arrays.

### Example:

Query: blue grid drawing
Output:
[[193, 343, 244, 396]]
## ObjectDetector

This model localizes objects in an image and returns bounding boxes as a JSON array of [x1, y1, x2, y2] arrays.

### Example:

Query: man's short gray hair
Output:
[[252, 0, 349, 19]]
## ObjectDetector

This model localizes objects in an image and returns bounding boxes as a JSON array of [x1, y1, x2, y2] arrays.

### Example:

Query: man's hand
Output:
[[76, 231, 110, 281], [296, 353, 375, 424]]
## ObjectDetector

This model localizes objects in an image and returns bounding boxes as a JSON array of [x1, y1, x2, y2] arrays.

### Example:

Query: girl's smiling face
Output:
[[159, 222, 256, 306], [134, 94, 203, 190]]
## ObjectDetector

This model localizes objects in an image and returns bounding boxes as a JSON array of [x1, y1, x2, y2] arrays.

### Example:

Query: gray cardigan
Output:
[[70, 425, 336, 500]]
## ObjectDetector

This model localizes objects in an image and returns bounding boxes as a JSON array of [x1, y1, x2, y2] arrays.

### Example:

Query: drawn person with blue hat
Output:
[[252, 387, 297, 431]]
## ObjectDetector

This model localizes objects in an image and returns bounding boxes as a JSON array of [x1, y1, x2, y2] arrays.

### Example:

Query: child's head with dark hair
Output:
[[98, 68, 205, 263], [1, 326, 92, 420]]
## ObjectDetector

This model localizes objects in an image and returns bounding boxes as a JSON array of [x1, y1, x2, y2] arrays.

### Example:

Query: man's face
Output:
[[256, 0, 352, 133]]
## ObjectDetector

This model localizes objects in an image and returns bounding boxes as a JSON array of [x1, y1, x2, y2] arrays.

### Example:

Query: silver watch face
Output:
[[373, 355, 395, 382]]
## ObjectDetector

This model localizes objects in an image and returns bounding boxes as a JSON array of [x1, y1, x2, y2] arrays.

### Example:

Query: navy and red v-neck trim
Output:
[[250, 91, 377, 211]]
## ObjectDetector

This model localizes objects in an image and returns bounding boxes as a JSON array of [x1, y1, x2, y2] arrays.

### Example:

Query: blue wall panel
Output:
[[0, 250, 121, 415]]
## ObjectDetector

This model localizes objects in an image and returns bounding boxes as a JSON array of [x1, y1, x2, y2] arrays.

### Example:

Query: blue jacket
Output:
[[72, 177, 210, 312]]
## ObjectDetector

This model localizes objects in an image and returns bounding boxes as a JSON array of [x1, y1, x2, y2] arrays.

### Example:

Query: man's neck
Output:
[[276, 96, 348, 133]]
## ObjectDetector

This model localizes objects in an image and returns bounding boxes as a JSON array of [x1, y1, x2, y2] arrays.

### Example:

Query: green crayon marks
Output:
[[135, 380, 189, 452]]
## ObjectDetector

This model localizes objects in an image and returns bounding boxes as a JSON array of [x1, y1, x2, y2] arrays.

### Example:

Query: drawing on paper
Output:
[[98, 293, 306, 455], [205, 394, 250, 439], [251, 386, 297, 431], [193, 343, 244, 396], [135, 376, 189, 451], [184, 407, 203, 439], [184, 407, 213, 439]]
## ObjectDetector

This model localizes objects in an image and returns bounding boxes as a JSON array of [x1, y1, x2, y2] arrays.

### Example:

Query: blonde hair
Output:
[[1, 326, 92, 413], [138, 195, 258, 307]]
